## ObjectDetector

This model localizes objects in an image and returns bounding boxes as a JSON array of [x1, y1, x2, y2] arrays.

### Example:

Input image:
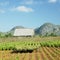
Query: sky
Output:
[[0, 0, 60, 32]]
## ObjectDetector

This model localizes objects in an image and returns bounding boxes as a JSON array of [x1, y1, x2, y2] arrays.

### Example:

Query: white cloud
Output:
[[11, 6, 34, 12], [48, 0, 57, 3], [0, 9, 5, 13]]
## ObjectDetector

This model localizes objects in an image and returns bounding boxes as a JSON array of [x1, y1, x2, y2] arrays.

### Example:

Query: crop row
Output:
[[0, 40, 60, 50], [0, 47, 60, 60]]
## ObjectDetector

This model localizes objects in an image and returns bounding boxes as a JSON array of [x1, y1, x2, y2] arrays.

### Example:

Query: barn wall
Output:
[[13, 29, 34, 36]]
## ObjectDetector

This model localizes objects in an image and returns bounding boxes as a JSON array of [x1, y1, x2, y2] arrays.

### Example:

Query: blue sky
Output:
[[0, 0, 60, 32]]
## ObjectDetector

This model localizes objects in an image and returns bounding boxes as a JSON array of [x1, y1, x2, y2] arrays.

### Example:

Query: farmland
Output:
[[0, 37, 60, 60]]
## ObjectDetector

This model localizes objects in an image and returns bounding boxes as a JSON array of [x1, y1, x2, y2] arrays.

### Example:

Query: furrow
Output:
[[24, 53, 29, 60], [51, 47, 60, 56], [43, 47, 54, 60], [40, 47, 49, 60], [46, 47, 60, 60], [31, 53, 37, 60]]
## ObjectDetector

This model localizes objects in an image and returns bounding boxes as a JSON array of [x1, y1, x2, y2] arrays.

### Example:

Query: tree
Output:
[[49, 33, 57, 37], [45, 32, 48, 37], [0, 33, 1, 38], [5, 33, 12, 37]]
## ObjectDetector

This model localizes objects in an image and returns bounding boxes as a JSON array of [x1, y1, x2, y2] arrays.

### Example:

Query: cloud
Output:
[[0, 9, 5, 13], [48, 0, 57, 3], [11, 6, 34, 12]]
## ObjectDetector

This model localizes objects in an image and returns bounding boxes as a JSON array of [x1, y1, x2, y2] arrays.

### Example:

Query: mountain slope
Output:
[[8, 26, 25, 35], [35, 23, 60, 36]]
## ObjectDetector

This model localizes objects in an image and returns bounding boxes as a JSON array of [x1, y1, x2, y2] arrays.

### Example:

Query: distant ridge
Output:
[[35, 23, 60, 36], [9, 26, 25, 35], [2, 23, 60, 36]]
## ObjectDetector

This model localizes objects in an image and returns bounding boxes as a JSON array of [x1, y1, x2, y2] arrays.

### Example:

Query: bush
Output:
[[5, 33, 12, 37]]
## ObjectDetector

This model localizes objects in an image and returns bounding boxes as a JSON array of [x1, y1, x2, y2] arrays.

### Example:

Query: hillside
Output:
[[0, 23, 60, 37], [9, 26, 25, 35], [35, 23, 60, 36]]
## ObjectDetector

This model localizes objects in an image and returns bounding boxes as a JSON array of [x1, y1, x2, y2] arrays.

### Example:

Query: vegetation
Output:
[[5, 33, 13, 37], [0, 39, 60, 51], [0, 37, 60, 60], [0, 37, 60, 51]]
